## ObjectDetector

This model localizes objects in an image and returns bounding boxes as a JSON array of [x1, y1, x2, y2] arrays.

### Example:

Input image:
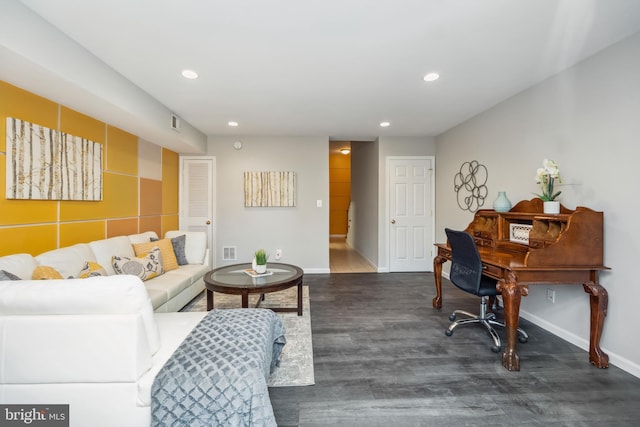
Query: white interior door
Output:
[[388, 157, 434, 272], [180, 156, 215, 267]]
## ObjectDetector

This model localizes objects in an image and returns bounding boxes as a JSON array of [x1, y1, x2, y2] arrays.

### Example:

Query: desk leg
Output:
[[583, 280, 609, 368], [432, 255, 447, 309], [207, 289, 213, 311], [497, 272, 528, 372]]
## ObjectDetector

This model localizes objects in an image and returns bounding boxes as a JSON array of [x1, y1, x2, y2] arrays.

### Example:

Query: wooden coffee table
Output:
[[203, 262, 304, 316]]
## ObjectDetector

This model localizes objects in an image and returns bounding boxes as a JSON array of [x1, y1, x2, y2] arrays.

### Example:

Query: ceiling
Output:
[[17, 0, 640, 141]]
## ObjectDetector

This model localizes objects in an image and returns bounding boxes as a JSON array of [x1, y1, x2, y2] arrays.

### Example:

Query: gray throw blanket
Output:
[[151, 309, 286, 426]]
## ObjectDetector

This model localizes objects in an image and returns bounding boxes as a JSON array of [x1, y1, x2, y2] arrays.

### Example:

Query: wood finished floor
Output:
[[329, 237, 376, 273], [269, 273, 640, 426]]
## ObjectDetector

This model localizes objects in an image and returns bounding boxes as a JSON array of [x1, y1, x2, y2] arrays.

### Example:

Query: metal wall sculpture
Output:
[[454, 160, 487, 212], [244, 171, 296, 207], [5, 117, 103, 201]]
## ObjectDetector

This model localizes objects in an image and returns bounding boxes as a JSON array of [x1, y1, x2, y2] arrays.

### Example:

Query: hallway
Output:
[[329, 237, 376, 273]]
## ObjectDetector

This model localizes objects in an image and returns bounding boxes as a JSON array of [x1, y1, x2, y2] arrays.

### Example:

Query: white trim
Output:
[[520, 310, 640, 379]]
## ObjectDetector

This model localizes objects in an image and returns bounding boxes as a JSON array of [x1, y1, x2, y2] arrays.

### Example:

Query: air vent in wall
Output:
[[170, 113, 181, 131], [222, 246, 237, 261]]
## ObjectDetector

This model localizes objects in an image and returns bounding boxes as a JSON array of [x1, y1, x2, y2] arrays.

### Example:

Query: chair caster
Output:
[[518, 336, 528, 343], [491, 345, 501, 353], [448, 314, 456, 321], [445, 329, 453, 337]]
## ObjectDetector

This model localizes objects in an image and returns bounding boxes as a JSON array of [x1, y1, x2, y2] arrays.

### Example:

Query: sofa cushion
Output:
[[128, 231, 159, 245], [112, 247, 164, 281], [145, 270, 192, 300], [32, 265, 64, 280], [165, 231, 207, 265], [133, 239, 178, 272], [174, 263, 210, 285], [90, 236, 135, 276], [0, 270, 21, 280], [169, 234, 188, 266], [78, 261, 108, 278], [36, 244, 93, 279], [0, 254, 38, 280]]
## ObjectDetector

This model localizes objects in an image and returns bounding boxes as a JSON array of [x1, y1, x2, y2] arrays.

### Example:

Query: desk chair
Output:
[[444, 228, 528, 352]]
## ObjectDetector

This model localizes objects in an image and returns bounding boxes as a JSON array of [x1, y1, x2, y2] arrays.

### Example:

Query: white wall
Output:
[[350, 140, 379, 267], [0, 1, 207, 154], [206, 136, 330, 273], [435, 31, 640, 376]]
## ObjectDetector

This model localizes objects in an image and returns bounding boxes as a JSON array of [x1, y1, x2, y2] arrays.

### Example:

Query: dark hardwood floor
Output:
[[269, 273, 640, 426]]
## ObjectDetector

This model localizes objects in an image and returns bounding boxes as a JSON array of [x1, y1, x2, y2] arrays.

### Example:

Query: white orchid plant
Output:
[[535, 159, 562, 201]]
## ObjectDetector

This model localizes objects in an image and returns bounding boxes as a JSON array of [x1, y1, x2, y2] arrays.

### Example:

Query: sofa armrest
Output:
[[165, 230, 208, 265], [0, 313, 152, 384], [0, 275, 160, 355]]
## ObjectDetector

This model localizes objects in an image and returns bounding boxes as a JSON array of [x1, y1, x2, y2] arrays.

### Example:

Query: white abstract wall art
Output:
[[244, 171, 296, 207], [5, 117, 103, 201]]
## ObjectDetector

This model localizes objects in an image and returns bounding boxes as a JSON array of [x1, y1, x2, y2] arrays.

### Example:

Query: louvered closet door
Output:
[[180, 156, 215, 267]]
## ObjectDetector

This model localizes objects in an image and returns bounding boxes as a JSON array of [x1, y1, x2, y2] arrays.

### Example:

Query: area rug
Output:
[[181, 286, 314, 387]]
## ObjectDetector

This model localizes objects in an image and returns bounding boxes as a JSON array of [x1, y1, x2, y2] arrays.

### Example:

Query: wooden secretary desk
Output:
[[433, 198, 609, 371]]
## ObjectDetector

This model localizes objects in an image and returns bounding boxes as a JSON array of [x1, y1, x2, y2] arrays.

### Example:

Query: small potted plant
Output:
[[253, 249, 269, 274], [534, 158, 562, 214]]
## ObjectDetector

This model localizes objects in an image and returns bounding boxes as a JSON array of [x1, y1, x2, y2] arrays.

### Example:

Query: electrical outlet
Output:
[[546, 288, 556, 303], [275, 249, 282, 260]]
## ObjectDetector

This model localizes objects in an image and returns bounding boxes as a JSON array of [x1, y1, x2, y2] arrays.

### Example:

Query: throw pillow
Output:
[[133, 239, 179, 272], [78, 261, 108, 278], [0, 269, 21, 280], [112, 247, 164, 281], [170, 234, 188, 265], [32, 265, 63, 280]]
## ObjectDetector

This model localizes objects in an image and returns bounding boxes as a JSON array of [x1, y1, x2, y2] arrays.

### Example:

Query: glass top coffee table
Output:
[[203, 262, 304, 316]]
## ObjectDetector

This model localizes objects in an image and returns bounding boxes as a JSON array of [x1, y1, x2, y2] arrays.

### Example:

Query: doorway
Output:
[[179, 156, 216, 267], [328, 141, 375, 273]]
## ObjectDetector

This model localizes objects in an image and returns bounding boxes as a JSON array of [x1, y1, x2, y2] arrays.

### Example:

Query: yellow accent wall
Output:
[[0, 81, 180, 257], [329, 146, 351, 235], [162, 148, 179, 214], [60, 221, 105, 248]]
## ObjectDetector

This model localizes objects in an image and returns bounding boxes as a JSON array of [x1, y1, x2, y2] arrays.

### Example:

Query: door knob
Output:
[[391, 219, 396, 224], [206, 220, 211, 225]]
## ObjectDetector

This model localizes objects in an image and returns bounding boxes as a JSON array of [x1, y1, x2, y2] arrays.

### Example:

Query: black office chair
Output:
[[444, 228, 528, 352]]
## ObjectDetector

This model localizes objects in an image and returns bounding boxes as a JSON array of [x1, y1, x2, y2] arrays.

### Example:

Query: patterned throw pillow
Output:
[[170, 234, 188, 265], [133, 239, 179, 272], [32, 265, 64, 280], [78, 261, 108, 278], [112, 247, 164, 281], [0, 269, 22, 280]]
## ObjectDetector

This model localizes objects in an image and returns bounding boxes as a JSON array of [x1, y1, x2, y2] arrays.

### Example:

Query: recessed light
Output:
[[423, 72, 440, 82], [340, 148, 351, 155], [228, 121, 239, 127], [181, 69, 198, 79], [380, 121, 390, 127]]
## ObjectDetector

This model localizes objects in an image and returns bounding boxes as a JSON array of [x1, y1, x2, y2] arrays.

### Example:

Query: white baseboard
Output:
[[304, 268, 331, 274], [443, 270, 640, 378], [520, 310, 640, 379]]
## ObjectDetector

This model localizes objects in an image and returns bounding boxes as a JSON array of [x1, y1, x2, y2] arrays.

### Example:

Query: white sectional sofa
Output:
[[0, 275, 208, 426], [0, 230, 212, 426], [0, 230, 209, 312]]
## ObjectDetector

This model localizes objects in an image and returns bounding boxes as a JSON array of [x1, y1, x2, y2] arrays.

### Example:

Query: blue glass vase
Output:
[[493, 191, 512, 212]]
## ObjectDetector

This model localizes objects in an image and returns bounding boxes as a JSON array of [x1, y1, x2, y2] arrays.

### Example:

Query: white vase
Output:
[[252, 258, 267, 273], [493, 191, 512, 212], [543, 201, 560, 214]]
